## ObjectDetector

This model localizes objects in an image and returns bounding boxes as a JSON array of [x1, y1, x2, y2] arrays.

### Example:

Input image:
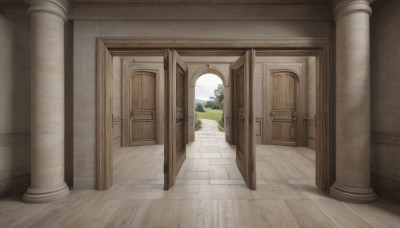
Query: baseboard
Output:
[[371, 174, 400, 203], [0, 175, 30, 198]]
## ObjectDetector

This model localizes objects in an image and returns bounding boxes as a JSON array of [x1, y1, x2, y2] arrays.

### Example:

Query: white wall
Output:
[[0, 8, 31, 197], [73, 20, 332, 189]]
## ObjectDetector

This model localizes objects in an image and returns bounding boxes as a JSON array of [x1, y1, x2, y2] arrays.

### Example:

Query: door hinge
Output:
[[164, 163, 168, 174]]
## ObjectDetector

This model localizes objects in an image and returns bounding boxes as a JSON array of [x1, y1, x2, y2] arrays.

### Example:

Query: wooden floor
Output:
[[1, 133, 400, 227]]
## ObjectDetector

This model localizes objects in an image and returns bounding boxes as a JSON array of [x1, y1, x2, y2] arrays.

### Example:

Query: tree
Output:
[[195, 103, 205, 112], [214, 84, 224, 109]]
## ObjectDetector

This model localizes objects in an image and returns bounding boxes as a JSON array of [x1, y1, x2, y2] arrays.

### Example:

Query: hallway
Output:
[[1, 126, 400, 227]]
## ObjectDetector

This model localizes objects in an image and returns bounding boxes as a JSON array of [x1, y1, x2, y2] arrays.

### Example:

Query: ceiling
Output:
[[71, 0, 329, 3], [1, 0, 330, 5]]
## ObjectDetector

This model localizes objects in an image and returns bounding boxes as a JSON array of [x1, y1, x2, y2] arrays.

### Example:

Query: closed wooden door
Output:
[[230, 50, 256, 190], [270, 72, 298, 146], [164, 50, 188, 190], [129, 72, 157, 146]]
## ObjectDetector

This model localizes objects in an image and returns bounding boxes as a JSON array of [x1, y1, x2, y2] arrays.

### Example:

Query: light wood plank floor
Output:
[[1, 133, 400, 227]]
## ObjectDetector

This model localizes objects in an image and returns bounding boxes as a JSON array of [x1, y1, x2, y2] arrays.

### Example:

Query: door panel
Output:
[[270, 72, 297, 146], [230, 50, 256, 190], [129, 72, 157, 146], [164, 50, 188, 190]]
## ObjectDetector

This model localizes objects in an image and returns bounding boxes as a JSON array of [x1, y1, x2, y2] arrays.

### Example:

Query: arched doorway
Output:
[[188, 67, 229, 143], [193, 73, 224, 141]]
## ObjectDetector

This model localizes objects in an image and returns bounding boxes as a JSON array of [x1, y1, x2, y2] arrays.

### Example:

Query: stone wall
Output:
[[0, 8, 31, 197], [73, 20, 332, 189], [370, 0, 400, 202]]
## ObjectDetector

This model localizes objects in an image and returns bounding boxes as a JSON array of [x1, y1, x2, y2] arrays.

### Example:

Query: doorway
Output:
[[97, 38, 333, 193], [269, 71, 300, 146], [127, 71, 158, 146]]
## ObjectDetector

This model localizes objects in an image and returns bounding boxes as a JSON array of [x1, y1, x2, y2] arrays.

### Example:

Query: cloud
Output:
[[195, 74, 223, 101]]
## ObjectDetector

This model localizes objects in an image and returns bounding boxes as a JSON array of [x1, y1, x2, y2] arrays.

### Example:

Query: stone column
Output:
[[330, 0, 377, 203], [23, 0, 69, 203]]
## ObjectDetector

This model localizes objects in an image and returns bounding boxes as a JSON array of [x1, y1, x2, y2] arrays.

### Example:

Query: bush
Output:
[[218, 115, 225, 132], [218, 113, 224, 132], [195, 103, 205, 112], [195, 114, 202, 131], [218, 124, 224, 132], [204, 100, 221, 110], [219, 111, 224, 128]]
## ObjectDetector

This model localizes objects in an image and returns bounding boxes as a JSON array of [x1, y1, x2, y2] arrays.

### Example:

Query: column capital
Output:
[[332, 0, 372, 20], [26, 0, 70, 21]]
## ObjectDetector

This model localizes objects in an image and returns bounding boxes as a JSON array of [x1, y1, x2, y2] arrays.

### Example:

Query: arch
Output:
[[190, 64, 226, 87], [270, 69, 300, 81], [131, 69, 159, 79]]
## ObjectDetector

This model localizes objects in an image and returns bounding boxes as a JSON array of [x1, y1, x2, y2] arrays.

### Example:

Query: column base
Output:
[[23, 182, 69, 204], [330, 182, 377, 204]]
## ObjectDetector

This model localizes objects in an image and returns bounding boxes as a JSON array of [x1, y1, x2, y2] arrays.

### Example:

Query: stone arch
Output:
[[190, 64, 226, 87]]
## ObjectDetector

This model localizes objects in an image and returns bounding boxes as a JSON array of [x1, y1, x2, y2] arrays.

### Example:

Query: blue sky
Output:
[[195, 73, 223, 101]]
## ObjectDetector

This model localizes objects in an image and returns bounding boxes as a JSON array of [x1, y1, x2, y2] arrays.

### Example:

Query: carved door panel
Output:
[[129, 72, 157, 146], [230, 50, 256, 190], [270, 72, 297, 146], [164, 50, 188, 190]]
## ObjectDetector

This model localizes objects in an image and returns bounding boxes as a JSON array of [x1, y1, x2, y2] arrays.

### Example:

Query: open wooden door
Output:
[[164, 50, 188, 190], [231, 50, 256, 190]]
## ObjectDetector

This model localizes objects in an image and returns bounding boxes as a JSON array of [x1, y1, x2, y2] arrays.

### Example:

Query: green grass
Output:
[[196, 108, 223, 122]]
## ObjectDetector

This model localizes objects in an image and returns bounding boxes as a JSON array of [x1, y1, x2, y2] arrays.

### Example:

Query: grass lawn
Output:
[[196, 108, 223, 122]]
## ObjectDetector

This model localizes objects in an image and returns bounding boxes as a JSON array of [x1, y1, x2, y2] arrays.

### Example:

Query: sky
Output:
[[195, 73, 223, 101]]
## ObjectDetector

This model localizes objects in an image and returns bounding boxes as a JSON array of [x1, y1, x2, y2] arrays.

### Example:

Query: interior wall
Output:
[[65, 20, 74, 188], [0, 8, 31, 197], [73, 20, 331, 189], [306, 57, 317, 150], [370, 0, 400, 202]]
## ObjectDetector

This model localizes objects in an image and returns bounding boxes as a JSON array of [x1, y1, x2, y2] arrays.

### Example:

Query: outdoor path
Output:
[[196, 119, 224, 138]]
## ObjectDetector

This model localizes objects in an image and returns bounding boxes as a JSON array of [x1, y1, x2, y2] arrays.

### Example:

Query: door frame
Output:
[[266, 69, 302, 146], [121, 60, 163, 146], [96, 37, 333, 192]]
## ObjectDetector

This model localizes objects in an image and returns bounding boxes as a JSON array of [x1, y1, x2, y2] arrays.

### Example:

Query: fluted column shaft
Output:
[[330, 0, 376, 203], [23, 0, 69, 203]]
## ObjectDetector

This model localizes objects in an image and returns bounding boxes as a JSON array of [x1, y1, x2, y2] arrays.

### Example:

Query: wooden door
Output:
[[270, 71, 298, 146], [164, 50, 188, 190], [230, 50, 256, 190], [129, 72, 157, 146]]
